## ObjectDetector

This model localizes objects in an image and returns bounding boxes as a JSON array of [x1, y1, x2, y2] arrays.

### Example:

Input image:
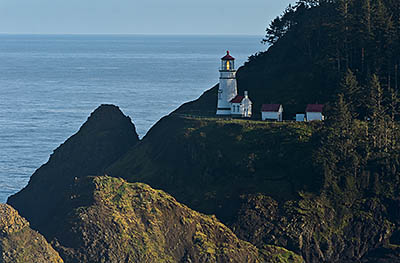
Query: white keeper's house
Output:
[[261, 104, 283, 121], [216, 51, 252, 118], [230, 91, 252, 118]]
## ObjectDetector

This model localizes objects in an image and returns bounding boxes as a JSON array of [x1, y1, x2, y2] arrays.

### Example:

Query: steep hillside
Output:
[[42, 175, 303, 263], [0, 204, 63, 263], [8, 104, 139, 232], [232, 192, 398, 263], [108, 115, 321, 222]]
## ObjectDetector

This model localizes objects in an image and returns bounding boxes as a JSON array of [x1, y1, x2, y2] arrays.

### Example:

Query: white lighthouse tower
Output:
[[216, 51, 238, 115]]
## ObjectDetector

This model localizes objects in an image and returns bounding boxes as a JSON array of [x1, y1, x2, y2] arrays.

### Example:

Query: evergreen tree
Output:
[[367, 74, 389, 152], [339, 69, 362, 116], [316, 93, 361, 188]]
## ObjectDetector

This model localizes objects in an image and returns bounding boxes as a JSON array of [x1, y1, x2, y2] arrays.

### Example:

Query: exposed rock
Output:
[[232, 193, 395, 263], [46, 176, 274, 263], [8, 104, 139, 233], [0, 204, 63, 263], [259, 245, 304, 263]]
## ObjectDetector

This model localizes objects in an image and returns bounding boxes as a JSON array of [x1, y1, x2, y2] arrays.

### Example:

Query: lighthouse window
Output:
[[226, 61, 230, 70]]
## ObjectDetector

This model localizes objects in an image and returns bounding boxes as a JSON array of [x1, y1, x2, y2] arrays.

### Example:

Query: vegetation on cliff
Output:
[[38, 175, 303, 263], [0, 204, 63, 263], [108, 116, 321, 222], [6, 105, 304, 263]]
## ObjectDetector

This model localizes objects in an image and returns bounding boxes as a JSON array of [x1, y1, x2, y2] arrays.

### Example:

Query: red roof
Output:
[[230, 95, 244, 103], [306, 104, 324, 112], [261, 104, 282, 112], [221, 51, 235, 60]]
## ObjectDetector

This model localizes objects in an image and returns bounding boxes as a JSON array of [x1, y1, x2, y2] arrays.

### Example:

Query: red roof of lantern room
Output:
[[261, 104, 282, 112], [221, 51, 235, 60], [230, 95, 244, 103], [306, 104, 324, 112]]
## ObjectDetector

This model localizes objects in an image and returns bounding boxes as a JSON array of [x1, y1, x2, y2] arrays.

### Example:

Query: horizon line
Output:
[[0, 32, 264, 37]]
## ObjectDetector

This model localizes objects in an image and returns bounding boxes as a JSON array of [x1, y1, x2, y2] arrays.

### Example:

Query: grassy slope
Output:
[[108, 115, 322, 222], [0, 204, 63, 263], [50, 175, 304, 263]]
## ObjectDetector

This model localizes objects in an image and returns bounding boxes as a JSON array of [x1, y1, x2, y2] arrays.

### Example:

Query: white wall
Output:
[[306, 112, 323, 121], [262, 112, 281, 121], [231, 103, 241, 115], [217, 71, 237, 115], [242, 97, 252, 118]]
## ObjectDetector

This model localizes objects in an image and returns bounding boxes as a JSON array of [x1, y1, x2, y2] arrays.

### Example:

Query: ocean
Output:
[[0, 34, 264, 203]]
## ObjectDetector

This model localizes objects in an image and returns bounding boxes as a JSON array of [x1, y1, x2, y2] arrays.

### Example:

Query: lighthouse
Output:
[[216, 51, 238, 115]]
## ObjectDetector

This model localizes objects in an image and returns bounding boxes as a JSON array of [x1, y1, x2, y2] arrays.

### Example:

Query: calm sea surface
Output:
[[0, 34, 264, 203]]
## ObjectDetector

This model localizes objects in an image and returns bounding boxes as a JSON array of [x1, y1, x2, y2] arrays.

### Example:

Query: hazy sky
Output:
[[0, 0, 295, 35]]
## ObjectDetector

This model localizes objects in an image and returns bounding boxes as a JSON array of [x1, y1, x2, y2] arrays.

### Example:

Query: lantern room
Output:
[[221, 51, 235, 71]]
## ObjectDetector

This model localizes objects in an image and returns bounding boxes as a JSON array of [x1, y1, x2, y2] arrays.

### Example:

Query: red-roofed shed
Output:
[[261, 104, 283, 121], [261, 104, 282, 112], [306, 104, 324, 112], [305, 104, 324, 121]]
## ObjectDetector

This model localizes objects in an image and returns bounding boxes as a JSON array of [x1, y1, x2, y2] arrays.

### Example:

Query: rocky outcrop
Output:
[[7, 104, 139, 233], [232, 193, 396, 263], [44, 176, 275, 263], [0, 204, 63, 263]]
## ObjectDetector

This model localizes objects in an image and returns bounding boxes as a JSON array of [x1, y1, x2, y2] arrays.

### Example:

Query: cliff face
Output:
[[7, 104, 139, 232], [46, 175, 272, 263], [232, 193, 397, 263], [0, 204, 63, 263]]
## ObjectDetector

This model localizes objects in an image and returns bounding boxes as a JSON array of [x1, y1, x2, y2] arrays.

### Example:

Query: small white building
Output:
[[261, 104, 283, 121], [306, 104, 324, 121], [230, 91, 252, 118]]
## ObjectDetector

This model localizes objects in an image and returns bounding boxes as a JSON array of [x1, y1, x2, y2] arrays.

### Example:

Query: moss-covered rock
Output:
[[233, 193, 395, 263], [0, 204, 63, 263], [47, 176, 278, 263], [259, 245, 304, 263]]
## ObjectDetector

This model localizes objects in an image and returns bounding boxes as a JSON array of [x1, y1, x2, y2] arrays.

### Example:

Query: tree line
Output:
[[264, 0, 400, 102], [263, 0, 400, 197]]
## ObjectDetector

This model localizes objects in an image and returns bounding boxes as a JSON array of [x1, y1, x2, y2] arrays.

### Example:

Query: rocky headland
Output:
[[3, 0, 400, 261]]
